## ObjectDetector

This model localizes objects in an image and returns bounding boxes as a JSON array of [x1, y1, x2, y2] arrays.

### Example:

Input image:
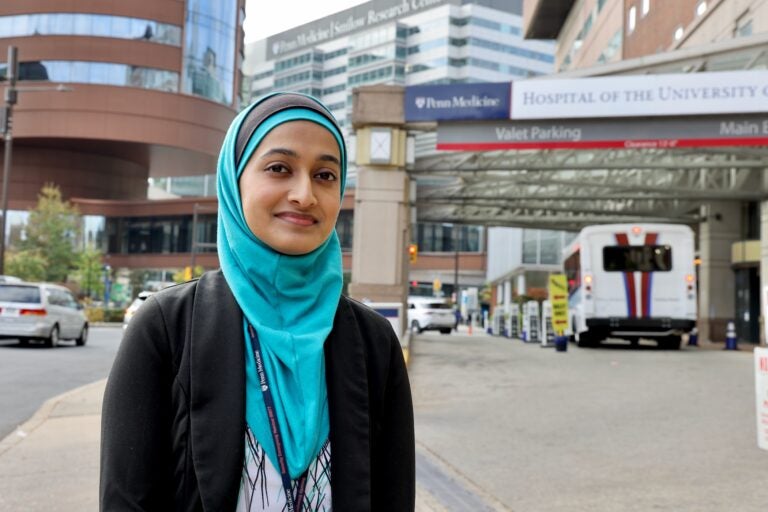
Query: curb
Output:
[[416, 440, 513, 512], [0, 378, 106, 457]]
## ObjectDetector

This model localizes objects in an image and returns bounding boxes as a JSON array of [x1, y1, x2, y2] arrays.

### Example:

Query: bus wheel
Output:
[[576, 330, 595, 348]]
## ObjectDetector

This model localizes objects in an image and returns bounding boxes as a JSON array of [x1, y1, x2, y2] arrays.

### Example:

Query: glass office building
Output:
[[244, 0, 554, 130]]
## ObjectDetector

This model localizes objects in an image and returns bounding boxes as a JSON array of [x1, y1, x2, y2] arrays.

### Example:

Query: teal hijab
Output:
[[216, 92, 347, 478]]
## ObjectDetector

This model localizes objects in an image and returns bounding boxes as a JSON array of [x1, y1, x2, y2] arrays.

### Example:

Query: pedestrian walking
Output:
[[100, 92, 415, 511]]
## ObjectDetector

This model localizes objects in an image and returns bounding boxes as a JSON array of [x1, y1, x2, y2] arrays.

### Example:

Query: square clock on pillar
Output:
[[369, 128, 392, 164]]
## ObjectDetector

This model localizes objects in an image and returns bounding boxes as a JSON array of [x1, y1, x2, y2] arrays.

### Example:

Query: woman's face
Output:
[[239, 120, 342, 255]]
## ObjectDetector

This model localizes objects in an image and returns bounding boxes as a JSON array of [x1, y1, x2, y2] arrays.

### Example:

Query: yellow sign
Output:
[[548, 274, 569, 336], [433, 278, 442, 292]]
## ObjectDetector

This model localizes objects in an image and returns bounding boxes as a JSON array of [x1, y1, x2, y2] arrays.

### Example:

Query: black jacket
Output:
[[100, 270, 415, 511]]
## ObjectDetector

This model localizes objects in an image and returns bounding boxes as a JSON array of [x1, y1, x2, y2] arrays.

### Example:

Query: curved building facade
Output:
[[0, 0, 245, 209]]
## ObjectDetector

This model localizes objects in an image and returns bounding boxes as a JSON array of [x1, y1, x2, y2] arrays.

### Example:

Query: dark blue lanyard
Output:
[[247, 323, 308, 512]]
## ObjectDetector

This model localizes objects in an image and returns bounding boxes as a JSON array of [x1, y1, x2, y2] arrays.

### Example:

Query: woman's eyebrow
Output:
[[260, 148, 339, 166], [260, 148, 297, 159], [318, 154, 341, 166]]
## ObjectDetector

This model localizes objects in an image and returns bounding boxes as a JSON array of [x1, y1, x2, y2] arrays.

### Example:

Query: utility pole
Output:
[[0, 46, 18, 275], [453, 225, 460, 304], [0, 46, 70, 275]]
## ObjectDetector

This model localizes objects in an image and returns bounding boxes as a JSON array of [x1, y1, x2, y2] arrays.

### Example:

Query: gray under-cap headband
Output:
[[235, 93, 343, 169]]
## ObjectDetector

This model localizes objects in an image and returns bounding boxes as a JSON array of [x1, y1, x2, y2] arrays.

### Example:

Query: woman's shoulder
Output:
[[137, 270, 233, 326], [149, 270, 227, 306]]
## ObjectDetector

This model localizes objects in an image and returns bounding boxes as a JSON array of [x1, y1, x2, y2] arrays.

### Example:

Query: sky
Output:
[[244, 0, 366, 42]]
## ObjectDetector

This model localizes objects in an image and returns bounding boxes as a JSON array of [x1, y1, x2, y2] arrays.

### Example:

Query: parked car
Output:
[[0, 282, 88, 347], [407, 297, 454, 334], [0, 275, 22, 283], [122, 291, 155, 330]]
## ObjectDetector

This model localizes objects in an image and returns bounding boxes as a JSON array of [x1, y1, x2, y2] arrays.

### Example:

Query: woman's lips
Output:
[[275, 212, 317, 226]]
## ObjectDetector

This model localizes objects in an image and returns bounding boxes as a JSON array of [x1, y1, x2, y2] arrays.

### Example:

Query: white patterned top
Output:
[[236, 426, 332, 511]]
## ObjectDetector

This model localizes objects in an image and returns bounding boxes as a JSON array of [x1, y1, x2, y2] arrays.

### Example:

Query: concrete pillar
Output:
[[347, 86, 410, 323], [760, 201, 768, 346], [699, 201, 741, 342]]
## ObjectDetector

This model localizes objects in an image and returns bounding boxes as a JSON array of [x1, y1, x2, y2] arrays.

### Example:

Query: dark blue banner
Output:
[[404, 82, 511, 122]]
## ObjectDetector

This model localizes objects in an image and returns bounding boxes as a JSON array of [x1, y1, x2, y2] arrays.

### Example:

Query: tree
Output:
[[72, 247, 105, 300], [19, 184, 81, 282], [5, 249, 47, 282]]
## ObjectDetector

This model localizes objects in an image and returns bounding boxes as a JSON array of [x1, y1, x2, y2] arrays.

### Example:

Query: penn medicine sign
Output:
[[268, 0, 447, 58]]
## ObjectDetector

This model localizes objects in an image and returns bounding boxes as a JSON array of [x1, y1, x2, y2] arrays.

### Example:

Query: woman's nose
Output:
[[288, 173, 317, 207]]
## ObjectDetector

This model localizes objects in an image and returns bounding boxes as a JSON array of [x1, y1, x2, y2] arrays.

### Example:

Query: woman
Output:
[[100, 92, 415, 511]]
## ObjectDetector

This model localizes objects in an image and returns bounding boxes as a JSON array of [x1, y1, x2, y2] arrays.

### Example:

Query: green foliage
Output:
[[72, 248, 105, 299], [18, 184, 80, 282], [84, 307, 124, 323], [5, 249, 47, 282]]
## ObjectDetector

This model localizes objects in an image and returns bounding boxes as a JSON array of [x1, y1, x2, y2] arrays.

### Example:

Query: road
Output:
[[3, 324, 766, 511], [410, 330, 768, 512], [0, 326, 122, 439]]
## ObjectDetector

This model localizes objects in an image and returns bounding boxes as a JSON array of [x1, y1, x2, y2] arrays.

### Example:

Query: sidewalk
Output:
[[0, 380, 446, 512]]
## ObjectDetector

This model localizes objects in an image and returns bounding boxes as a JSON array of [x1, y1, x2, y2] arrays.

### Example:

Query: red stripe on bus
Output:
[[615, 233, 636, 318], [641, 233, 658, 318]]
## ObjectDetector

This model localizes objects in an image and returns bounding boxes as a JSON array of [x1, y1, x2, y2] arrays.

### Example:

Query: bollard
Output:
[[724, 321, 738, 350], [687, 327, 698, 347], [554, 335, 568, 352]]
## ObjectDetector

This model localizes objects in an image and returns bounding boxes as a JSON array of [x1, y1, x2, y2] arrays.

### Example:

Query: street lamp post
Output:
[[0, 46, 18, 275], [0, 45, 71, 275]]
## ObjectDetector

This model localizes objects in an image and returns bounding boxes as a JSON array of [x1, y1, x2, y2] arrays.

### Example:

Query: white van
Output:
[[0, 282, 88, 347], [563, 223, 696, 349]]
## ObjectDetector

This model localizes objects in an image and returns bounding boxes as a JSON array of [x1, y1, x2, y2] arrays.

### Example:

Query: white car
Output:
[[0, 282, 88, 347], [407, 297, 455, 334]]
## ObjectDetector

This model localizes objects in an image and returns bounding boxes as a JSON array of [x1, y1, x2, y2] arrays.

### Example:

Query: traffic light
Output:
[[408, 244, 418, 263]]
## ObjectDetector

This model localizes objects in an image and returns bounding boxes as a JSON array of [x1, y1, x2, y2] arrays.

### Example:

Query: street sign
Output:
[[755, 347, 768, 451], [548, 274, 569, 336]]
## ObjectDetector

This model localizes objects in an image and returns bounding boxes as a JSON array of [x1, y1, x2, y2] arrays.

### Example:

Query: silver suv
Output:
[[0, 282, 88, 347]]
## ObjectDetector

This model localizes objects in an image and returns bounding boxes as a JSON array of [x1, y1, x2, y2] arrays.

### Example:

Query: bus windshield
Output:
[[603, 245, 672, 272]]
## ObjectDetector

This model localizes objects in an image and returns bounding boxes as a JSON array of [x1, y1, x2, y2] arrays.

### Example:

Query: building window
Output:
[[674, 25, 684, 41], [597, 29, 623, 63], [628, 6, 637, 33], [641, 0, 650, 17], [0, 13, 181, 46], [696, 1, 707, 16], [0, 60, 179, 92], [107, 215, 218, 255], [735, 12, 753, 37], [182, 0, 237, 104], [336, 210, 353, 250], [413, 223, 482, 253]]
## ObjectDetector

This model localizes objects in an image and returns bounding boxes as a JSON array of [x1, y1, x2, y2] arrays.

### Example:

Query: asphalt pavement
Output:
[[3, 325, 763, 512]]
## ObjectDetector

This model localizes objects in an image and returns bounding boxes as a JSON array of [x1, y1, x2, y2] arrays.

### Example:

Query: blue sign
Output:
[[404, 82, 511, 122]]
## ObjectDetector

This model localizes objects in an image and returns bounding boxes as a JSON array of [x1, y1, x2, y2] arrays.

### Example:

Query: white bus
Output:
[[563, 224, 697, 349]]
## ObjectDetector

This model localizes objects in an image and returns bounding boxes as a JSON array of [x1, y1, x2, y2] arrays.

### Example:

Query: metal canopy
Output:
[[408, 34, 768, 231]]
